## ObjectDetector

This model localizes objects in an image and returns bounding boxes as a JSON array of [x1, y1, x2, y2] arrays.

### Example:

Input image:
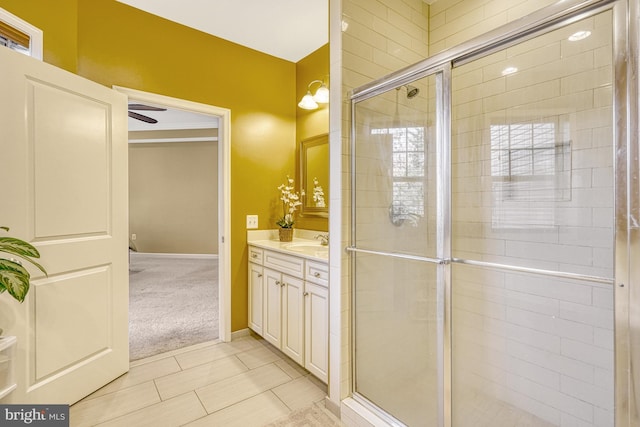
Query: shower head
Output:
[[397, 84, 420, 99], [405, 84, 419, 98]]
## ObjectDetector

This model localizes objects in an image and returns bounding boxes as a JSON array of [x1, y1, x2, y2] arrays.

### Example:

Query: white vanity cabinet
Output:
[[248, 243, 328, 383], [304, 260, 329, 383]]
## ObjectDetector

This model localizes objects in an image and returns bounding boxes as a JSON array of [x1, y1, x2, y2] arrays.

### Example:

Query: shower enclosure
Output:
[[348, 0, 637, 426]]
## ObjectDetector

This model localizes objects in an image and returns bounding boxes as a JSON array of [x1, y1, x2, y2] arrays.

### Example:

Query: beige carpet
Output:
[[129, 254, 219, 360], [266, 402, 345, 427]]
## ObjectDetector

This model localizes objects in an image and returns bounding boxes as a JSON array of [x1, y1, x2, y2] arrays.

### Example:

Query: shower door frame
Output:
[[348, 0, 638, 426]]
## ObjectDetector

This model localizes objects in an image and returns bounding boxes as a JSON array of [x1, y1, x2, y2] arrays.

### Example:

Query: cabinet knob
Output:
[[252, 253, 257, 258], [314, 272, 321, 277], [304, 292, 309, 296], [257, 273, 263, 278], [281, 282, 286, 287], [275, 280, 280, 285]]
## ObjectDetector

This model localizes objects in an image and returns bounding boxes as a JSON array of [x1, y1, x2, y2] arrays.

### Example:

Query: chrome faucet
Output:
[[315, 234, 329, 246]]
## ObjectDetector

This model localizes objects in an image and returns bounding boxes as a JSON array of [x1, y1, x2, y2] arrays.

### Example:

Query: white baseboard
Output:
[[231, 328, 250, 340], [130, 252, 218, 260]]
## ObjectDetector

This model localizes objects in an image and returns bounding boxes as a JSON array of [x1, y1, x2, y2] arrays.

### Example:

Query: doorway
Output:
[[114, 86, 232, 356]]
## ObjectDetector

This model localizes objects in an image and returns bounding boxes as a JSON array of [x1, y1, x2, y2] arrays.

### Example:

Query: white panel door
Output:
[[281, 275, 304, 365], [263, 268, 282, 348], [305, 282, 328, 383], [0, 46, 129, 404], [248, 263, 264, 335]]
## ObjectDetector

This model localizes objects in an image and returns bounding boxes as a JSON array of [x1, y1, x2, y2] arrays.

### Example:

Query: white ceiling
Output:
[[128, 100, 218, 132], [116, 0, 329, 63]]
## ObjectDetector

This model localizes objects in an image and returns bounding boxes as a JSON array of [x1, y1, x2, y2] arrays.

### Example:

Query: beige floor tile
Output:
[[175, 337, 262, 370], [272, 376, 327, 411], [95, 392, 206, 427], [183, 391, 290, 427], [274, 358, 307, 380], [155, 355, 248, 400], [129, 340, 220, 368], [70, 381, 160, 427], [236, 344, 283, 369], [196, 363, 292, 413], [85, 357, 181, 400]]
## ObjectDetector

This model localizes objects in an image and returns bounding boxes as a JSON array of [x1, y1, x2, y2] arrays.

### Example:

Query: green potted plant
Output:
[[0, 226, 47, 335]]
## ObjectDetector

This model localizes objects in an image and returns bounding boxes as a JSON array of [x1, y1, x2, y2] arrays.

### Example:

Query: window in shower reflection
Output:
[[490, 118, 571, 229], [371, 126, 425, 226]]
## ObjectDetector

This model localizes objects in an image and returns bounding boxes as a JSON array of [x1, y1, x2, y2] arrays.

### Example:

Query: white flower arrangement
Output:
[[276, 175, 303, 228], [312, 177, 326, 208]]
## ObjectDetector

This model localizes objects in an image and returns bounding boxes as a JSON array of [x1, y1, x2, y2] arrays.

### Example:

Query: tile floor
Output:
[[70, 333, 335, 427]]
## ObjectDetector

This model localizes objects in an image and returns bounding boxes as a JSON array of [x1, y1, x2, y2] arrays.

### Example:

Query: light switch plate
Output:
[[246, 215, 258, 229]]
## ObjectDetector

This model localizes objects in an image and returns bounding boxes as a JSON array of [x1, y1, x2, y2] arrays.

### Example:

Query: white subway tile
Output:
[[507, 374, 594, 422], [561, 412, 596, 427], [559, 300, 613, 330], [561, 338, 613, 369], [561, 375, 613, 410], [592, 286, 613, 309], [593, 407, 614, 427], [593, 367, 614, 391], [508, 340, 595, 382]]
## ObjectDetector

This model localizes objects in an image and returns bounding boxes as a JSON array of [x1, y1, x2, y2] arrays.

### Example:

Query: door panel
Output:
[[450, 10, 615, 427], [0, 46, 128, 404], [35, 266, 110, 380], [30, 79, 110, 237], [352, 74, 439, 427], [282, 275, 304, 365], [305, 282, 328, 382], [263, 268, 282, 347]]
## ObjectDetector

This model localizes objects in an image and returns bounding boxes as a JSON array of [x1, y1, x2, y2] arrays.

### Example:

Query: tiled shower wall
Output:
[[450, 9, 614, 427]]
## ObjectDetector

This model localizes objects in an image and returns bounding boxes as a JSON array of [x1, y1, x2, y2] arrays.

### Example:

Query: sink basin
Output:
[[285, 242, 328, 257]]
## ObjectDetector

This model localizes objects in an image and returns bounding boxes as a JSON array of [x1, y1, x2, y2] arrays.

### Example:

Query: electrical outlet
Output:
[[131, 234, 137, 241], [246, 215, 258, 229]]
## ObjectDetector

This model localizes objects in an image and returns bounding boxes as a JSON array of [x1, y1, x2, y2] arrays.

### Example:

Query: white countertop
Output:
[[247, 229, 328, 262]]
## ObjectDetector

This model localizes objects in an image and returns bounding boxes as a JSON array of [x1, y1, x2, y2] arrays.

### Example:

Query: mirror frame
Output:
[[299, 133, 329, 218]]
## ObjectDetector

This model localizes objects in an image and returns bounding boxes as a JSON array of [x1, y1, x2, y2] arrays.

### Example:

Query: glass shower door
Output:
[[352, 73, 442, 427], [450, 10, 615, 427]]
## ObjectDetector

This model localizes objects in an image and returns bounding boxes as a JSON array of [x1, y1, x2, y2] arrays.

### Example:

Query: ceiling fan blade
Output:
[[128, 103, 167, 111], [128, 111, 158, 124]]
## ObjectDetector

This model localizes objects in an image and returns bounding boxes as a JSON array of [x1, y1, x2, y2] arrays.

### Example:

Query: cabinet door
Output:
[[305, 282, 329, 383], [282, 275, 305, 365], [248, 263, 264, 335], [263, 268, 283, 348]]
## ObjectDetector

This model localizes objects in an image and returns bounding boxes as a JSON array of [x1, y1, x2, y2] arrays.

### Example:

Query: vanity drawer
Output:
[[248, 246, 264, 265], [263, 250, 305, 279], [306, 260, 328, 287]]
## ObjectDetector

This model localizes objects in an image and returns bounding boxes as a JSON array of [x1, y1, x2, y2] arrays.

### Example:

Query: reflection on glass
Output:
[[451, 10, 614, 278], [354, 75, 436, 257]]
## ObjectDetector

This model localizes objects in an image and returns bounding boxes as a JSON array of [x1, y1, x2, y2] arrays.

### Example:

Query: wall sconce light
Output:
[[298, 80, 329, 110]]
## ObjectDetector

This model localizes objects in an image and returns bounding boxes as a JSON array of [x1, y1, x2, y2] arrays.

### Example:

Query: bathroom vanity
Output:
[[247, 230, 328, 383]]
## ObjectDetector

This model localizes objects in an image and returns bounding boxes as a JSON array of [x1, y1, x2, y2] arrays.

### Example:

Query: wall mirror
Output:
[[300, 134, 329, 217]]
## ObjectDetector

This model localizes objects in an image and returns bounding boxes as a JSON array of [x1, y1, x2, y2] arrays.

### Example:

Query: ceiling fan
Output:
[[128, 103, 167, 124]]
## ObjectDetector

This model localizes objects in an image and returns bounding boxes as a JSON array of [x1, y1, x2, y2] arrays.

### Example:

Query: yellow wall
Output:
[[295, 44, 329, 232], [0, 0, 78, 72], [1, 0, 298, 332]]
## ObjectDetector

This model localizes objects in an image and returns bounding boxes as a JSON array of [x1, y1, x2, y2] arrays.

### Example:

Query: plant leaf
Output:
[[0, 237, 47, 275], [0, 237, 41, 258], [0, 260, 31, 302]]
